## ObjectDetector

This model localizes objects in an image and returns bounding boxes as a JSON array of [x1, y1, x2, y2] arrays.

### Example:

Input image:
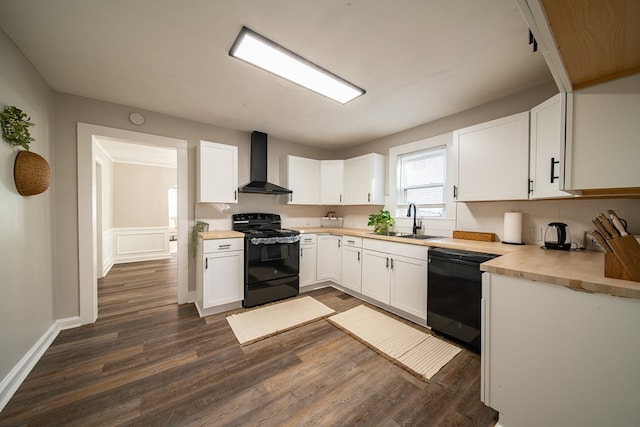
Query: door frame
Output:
[[77, 123, 189, 324]]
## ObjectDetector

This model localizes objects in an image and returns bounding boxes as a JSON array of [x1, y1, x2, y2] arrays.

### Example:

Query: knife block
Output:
[[604, 235, 640, 282]]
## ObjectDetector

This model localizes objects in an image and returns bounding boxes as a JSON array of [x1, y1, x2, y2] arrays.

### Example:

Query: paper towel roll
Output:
[[503, 212, 523, 244]]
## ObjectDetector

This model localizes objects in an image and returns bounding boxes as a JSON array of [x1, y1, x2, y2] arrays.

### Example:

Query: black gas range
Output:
[[232, 213, 300, 308]]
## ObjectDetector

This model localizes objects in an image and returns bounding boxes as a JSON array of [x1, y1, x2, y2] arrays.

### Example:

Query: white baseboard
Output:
[[0, 316, 79, 412]]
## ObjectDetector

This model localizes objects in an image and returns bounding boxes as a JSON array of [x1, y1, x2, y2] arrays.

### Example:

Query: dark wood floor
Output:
[[0, 257, 497, 426]]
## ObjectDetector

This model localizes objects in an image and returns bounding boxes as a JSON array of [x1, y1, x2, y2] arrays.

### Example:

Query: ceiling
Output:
[[96, 137, 177, 168], [0, 0, 553, 149]]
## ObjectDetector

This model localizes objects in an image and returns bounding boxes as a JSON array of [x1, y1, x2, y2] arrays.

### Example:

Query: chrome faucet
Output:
[[406, 203, 420, 235]]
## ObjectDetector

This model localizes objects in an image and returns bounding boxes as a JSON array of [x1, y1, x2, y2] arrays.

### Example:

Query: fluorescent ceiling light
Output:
[[229, 26, 365, 104]]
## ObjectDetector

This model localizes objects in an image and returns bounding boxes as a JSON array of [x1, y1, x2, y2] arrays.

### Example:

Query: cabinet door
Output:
[[283, 155, 321, 204], [320, 160, 344, 205], [202, 251, 243, 308], [567, 77, 640, 191], [390, 255, 427, 320], [316, 235, 341, 282], [454, 112, 530, 201], [343, 153, 385, 205], [299, 244, 317, 287], [361, 250, 391, 304], [341, 246, 362, 292], [198, 141, 238, 203], [530, 94, 572, 199]]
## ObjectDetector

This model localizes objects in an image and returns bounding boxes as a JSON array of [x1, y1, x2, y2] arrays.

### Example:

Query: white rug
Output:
[[328, 305, 461, 380], [226, 296, 335, 345]]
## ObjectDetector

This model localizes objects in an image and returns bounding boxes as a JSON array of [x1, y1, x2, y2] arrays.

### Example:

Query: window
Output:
[[397, 146, 446, 217]]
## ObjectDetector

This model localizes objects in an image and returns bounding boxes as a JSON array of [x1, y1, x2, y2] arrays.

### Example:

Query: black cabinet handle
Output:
[[390, 258, 394, 270], [205, 257, 208, 270], [386, 257, 389, 269], [529, 179, 534, 194], [234, 190, 237, 201], [368, 193, 371, 202], [337, 239, 341, 248], [357, 251, 360, 262], [550, 157, 560, 183], [453, 185, 458, 199]]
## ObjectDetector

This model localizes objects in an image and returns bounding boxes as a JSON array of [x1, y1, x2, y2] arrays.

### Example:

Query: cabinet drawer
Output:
[[203, 238, 243, 253], [342, 236, 362, 247], [363, 238, 428, 260], [300, 234, 317, 245]]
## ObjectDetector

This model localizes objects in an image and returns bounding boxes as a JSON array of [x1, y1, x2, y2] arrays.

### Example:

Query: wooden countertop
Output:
[[201, 226, 640, 299], [199, 230, 244, 239], [480, 245, 640, 299], [292, 227, 522, 255]]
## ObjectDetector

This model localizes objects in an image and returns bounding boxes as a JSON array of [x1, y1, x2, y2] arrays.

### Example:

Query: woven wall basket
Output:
[[14, 150, 51, 196]]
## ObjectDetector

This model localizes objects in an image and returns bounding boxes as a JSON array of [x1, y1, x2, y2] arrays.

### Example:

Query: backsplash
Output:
[[455, 198, 640, 246], [196, 196, 640, 248]]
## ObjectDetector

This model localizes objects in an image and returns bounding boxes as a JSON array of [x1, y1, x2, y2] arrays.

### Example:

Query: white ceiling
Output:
[[95, 137, 177, 168], [0, 0, 552, 149]]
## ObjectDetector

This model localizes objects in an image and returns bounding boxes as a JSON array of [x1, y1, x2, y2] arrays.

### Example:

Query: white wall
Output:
[[113, 163, 176, 228], [0, 29, 55, 393], [54, 94, 339, 317]]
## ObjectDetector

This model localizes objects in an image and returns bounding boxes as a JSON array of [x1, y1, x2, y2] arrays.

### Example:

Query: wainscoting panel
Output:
[[112, 227, 171, 264]]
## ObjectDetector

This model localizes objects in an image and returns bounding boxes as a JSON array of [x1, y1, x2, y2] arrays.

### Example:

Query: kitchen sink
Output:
[[369, 232, 442, 240], [397, 234, 443, 240]]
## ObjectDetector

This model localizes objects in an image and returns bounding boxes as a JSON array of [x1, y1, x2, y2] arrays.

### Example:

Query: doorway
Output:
[[77, 123, 189, 325]]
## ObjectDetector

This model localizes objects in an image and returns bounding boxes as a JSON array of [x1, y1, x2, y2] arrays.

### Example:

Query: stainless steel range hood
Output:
[[238, 131, 292, 195]]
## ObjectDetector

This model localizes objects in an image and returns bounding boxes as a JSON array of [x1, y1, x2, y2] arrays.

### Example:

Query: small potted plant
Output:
[[191, 220, 209, 257], [368, 209, 395, 235]]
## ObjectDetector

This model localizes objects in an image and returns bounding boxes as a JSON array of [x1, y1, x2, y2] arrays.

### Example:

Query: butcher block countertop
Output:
[[480, 245, 640, 299], [201, 226, 640, 299], [199, 230, 244, 239]]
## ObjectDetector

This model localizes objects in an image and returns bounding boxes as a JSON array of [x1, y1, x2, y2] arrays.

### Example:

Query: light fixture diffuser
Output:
[[229, 26, 365, 104]]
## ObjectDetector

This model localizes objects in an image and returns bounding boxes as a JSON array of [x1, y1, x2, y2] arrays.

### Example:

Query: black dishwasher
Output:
[[427, 247, 498, 353]]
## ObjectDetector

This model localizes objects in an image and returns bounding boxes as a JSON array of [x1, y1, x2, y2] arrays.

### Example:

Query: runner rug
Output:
[[327, 305, 461, 380], [226, 296, 335, 345]]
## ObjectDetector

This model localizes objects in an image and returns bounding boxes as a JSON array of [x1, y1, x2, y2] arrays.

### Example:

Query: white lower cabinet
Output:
[[196, 237, 244, 316], [341, 236, 363, 292], [389, 255, 427, 319], [362, 249, 392, 303], [299, 234, 317, 287], [316, 234, 342, 282], [482, 272, 640, 426], [361, 239, 427, 320]]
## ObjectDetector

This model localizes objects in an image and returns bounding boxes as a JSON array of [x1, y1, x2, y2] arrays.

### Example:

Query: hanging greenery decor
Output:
[[191, 220, 209, 257], [1, 105, 35, 151]]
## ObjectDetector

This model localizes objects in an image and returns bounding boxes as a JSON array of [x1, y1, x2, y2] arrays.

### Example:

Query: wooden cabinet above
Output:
[[517, 0, 640, 91]]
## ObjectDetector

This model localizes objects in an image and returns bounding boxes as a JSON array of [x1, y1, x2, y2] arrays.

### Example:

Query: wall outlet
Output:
[[583, 231, 602, 251]]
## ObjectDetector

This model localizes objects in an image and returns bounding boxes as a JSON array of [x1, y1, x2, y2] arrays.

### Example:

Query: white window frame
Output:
[[388, 133, 456, 222], [397, 146, 447, 217]]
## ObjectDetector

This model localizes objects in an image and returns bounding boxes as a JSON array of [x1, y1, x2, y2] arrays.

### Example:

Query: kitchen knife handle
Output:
[[550, 157, 560, 183], [593, 218, 612, 239], [607, 210, 629, 236], [597, 213, 620, 238]]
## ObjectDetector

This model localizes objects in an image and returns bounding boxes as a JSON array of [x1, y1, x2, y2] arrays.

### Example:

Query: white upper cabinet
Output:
[[197, 140, 238, 203], [320, 160, 344, 205], [281, 155, 321, 204], [343, 153, 386, 205], [454, 112, 530, 201], [529, 93, 573, 199], [566, 74, 640, 192]]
